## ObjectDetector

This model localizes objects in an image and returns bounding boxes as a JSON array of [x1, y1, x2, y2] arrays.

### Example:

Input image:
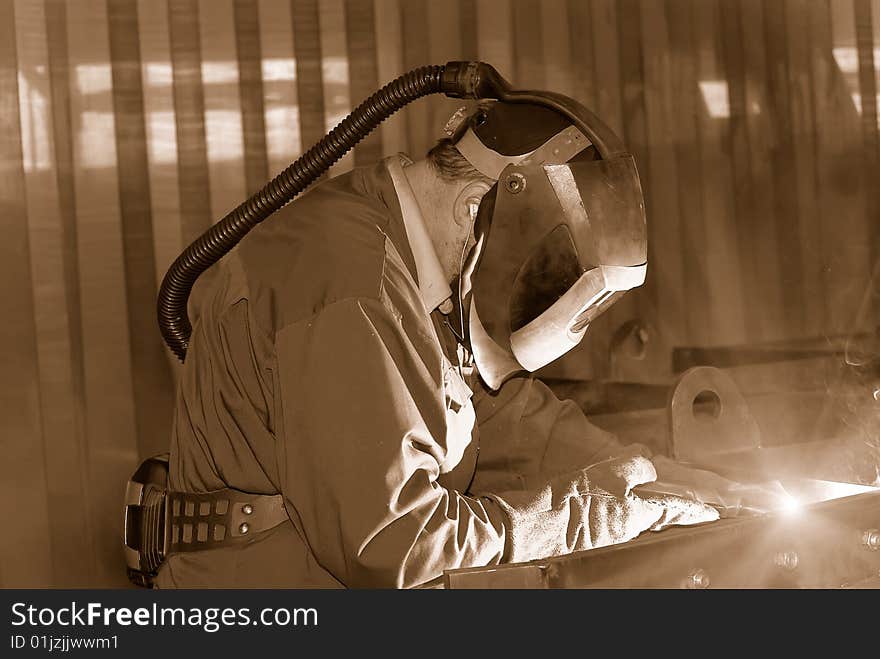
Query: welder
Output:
[[131, 63, 773, 589]]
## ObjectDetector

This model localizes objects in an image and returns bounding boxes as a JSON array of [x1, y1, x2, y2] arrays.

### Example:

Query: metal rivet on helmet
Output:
[[505, 172, 526, 194]]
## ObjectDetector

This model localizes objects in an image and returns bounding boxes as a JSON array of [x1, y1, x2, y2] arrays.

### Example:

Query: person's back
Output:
[[158, 161, 430, 587]]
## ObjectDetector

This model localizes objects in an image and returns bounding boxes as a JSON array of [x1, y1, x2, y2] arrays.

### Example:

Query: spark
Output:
[[779, 494, 802, 516]]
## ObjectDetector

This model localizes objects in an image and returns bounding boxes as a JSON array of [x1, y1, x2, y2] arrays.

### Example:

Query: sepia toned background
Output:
[[2, 0, 879, 587]]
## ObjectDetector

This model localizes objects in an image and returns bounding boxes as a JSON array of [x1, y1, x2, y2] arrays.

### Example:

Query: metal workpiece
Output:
[[668, 366, 763, 462], [444, 489, 880, 588]]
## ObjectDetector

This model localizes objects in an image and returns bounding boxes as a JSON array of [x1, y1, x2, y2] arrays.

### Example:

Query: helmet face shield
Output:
[[467, 154, 647, 388]]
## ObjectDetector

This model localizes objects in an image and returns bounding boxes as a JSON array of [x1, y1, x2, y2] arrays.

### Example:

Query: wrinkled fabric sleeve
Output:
[[470, 376, 650, 495], [274, 292, 508, 589]]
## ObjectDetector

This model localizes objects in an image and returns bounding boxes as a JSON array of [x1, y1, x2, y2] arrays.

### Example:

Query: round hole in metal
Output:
[[692, 389, 722, 420]]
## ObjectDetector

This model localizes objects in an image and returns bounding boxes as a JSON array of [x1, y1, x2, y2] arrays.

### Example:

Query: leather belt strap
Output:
[[165, 489, 287, 554]]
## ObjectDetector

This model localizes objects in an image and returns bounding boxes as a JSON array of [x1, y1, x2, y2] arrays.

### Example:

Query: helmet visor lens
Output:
[[509, 224, 583, 332]]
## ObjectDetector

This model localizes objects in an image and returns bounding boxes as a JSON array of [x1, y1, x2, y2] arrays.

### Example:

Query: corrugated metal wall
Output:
[[1, 0, 878, 586]]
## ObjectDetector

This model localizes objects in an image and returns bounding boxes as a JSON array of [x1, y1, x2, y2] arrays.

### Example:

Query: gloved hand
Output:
[[648, 455, 793, 516], [485, 455, 719, 564]]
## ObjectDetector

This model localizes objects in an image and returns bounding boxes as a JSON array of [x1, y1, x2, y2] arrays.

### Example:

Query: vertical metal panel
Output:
[[811, 0, 871, 337], [459, 0, 479, 61], [399, 0, 432, 158], [257, 0, 301, 175], [344, 0, 382, 165], [566, 0, 597, 108], [198, 0, 247, 218], [873, 0, 880, 278], [868, 0, 880, 330], [541, 0, 574, 98], [14, 0, 92, 588], [1, 0, 54, 588], [108, 0, 175, 461], [719, 0, 755, 341], [739, 0, 787, 341], [512, 0, 544, 88], [476, 0, 514, 81], [855, 0, 880, 273], [693, 0, 747, 346], [805, 0, 860, 437], [784, 0, 824, 337], [373, 0, 408, 155], [589, 0, 625, 135], [45, 0, 93, 580], [168, 0, 212, 245], [763, 0, 808, 337], [319, 0, 354, 177], [137, 0, 184, 295], [721, 0, 770, 342], [667, 0, 711, 346], [65, 0, 138, 586], [234, 0, 270, 193], [291, 0, 327, 164]]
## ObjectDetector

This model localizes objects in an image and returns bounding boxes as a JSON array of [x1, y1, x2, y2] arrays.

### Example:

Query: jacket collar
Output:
[[385, 154, 453, 314]]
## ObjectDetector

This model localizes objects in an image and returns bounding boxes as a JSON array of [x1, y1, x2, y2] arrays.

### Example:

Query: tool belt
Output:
[[123, 454, 287, 588]]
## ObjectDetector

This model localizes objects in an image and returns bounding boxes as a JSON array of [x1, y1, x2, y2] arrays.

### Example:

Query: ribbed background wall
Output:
[[2, 0, 879, 586]]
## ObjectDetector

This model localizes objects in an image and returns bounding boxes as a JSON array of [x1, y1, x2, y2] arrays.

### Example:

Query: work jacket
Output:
[[155, 156, 626, 589]]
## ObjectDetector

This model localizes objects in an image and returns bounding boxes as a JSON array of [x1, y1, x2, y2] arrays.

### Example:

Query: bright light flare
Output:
[[818, 481, 879, 501], [779, 494, 802, 516], [780, 479, 879, 509]]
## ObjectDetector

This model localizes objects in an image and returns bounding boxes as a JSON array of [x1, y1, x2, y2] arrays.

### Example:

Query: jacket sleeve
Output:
[[469, 376, 650, 495], [273, 291, 509, 588]]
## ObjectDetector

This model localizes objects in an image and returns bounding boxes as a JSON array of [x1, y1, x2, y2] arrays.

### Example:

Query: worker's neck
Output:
[[401, 159, 469, 285]]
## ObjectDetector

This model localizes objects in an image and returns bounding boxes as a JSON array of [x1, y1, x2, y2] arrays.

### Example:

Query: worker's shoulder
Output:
[[231, 167, 412, 329]]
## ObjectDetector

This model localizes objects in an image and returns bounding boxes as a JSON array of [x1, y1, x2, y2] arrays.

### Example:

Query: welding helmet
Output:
[[455, 102, 647, 389]]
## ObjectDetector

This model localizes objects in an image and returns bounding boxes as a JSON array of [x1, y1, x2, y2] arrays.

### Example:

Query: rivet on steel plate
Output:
[[862, 528, 880, 551], [774, 551, 799, 570], [239, 522, 249, 535], [684, 569, 710, 589], [242, 503, 253, 515]]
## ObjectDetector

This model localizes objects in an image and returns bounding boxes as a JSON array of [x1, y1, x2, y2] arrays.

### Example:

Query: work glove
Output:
[[485, 455, 719, 564], [648, 455, 794, 517]]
